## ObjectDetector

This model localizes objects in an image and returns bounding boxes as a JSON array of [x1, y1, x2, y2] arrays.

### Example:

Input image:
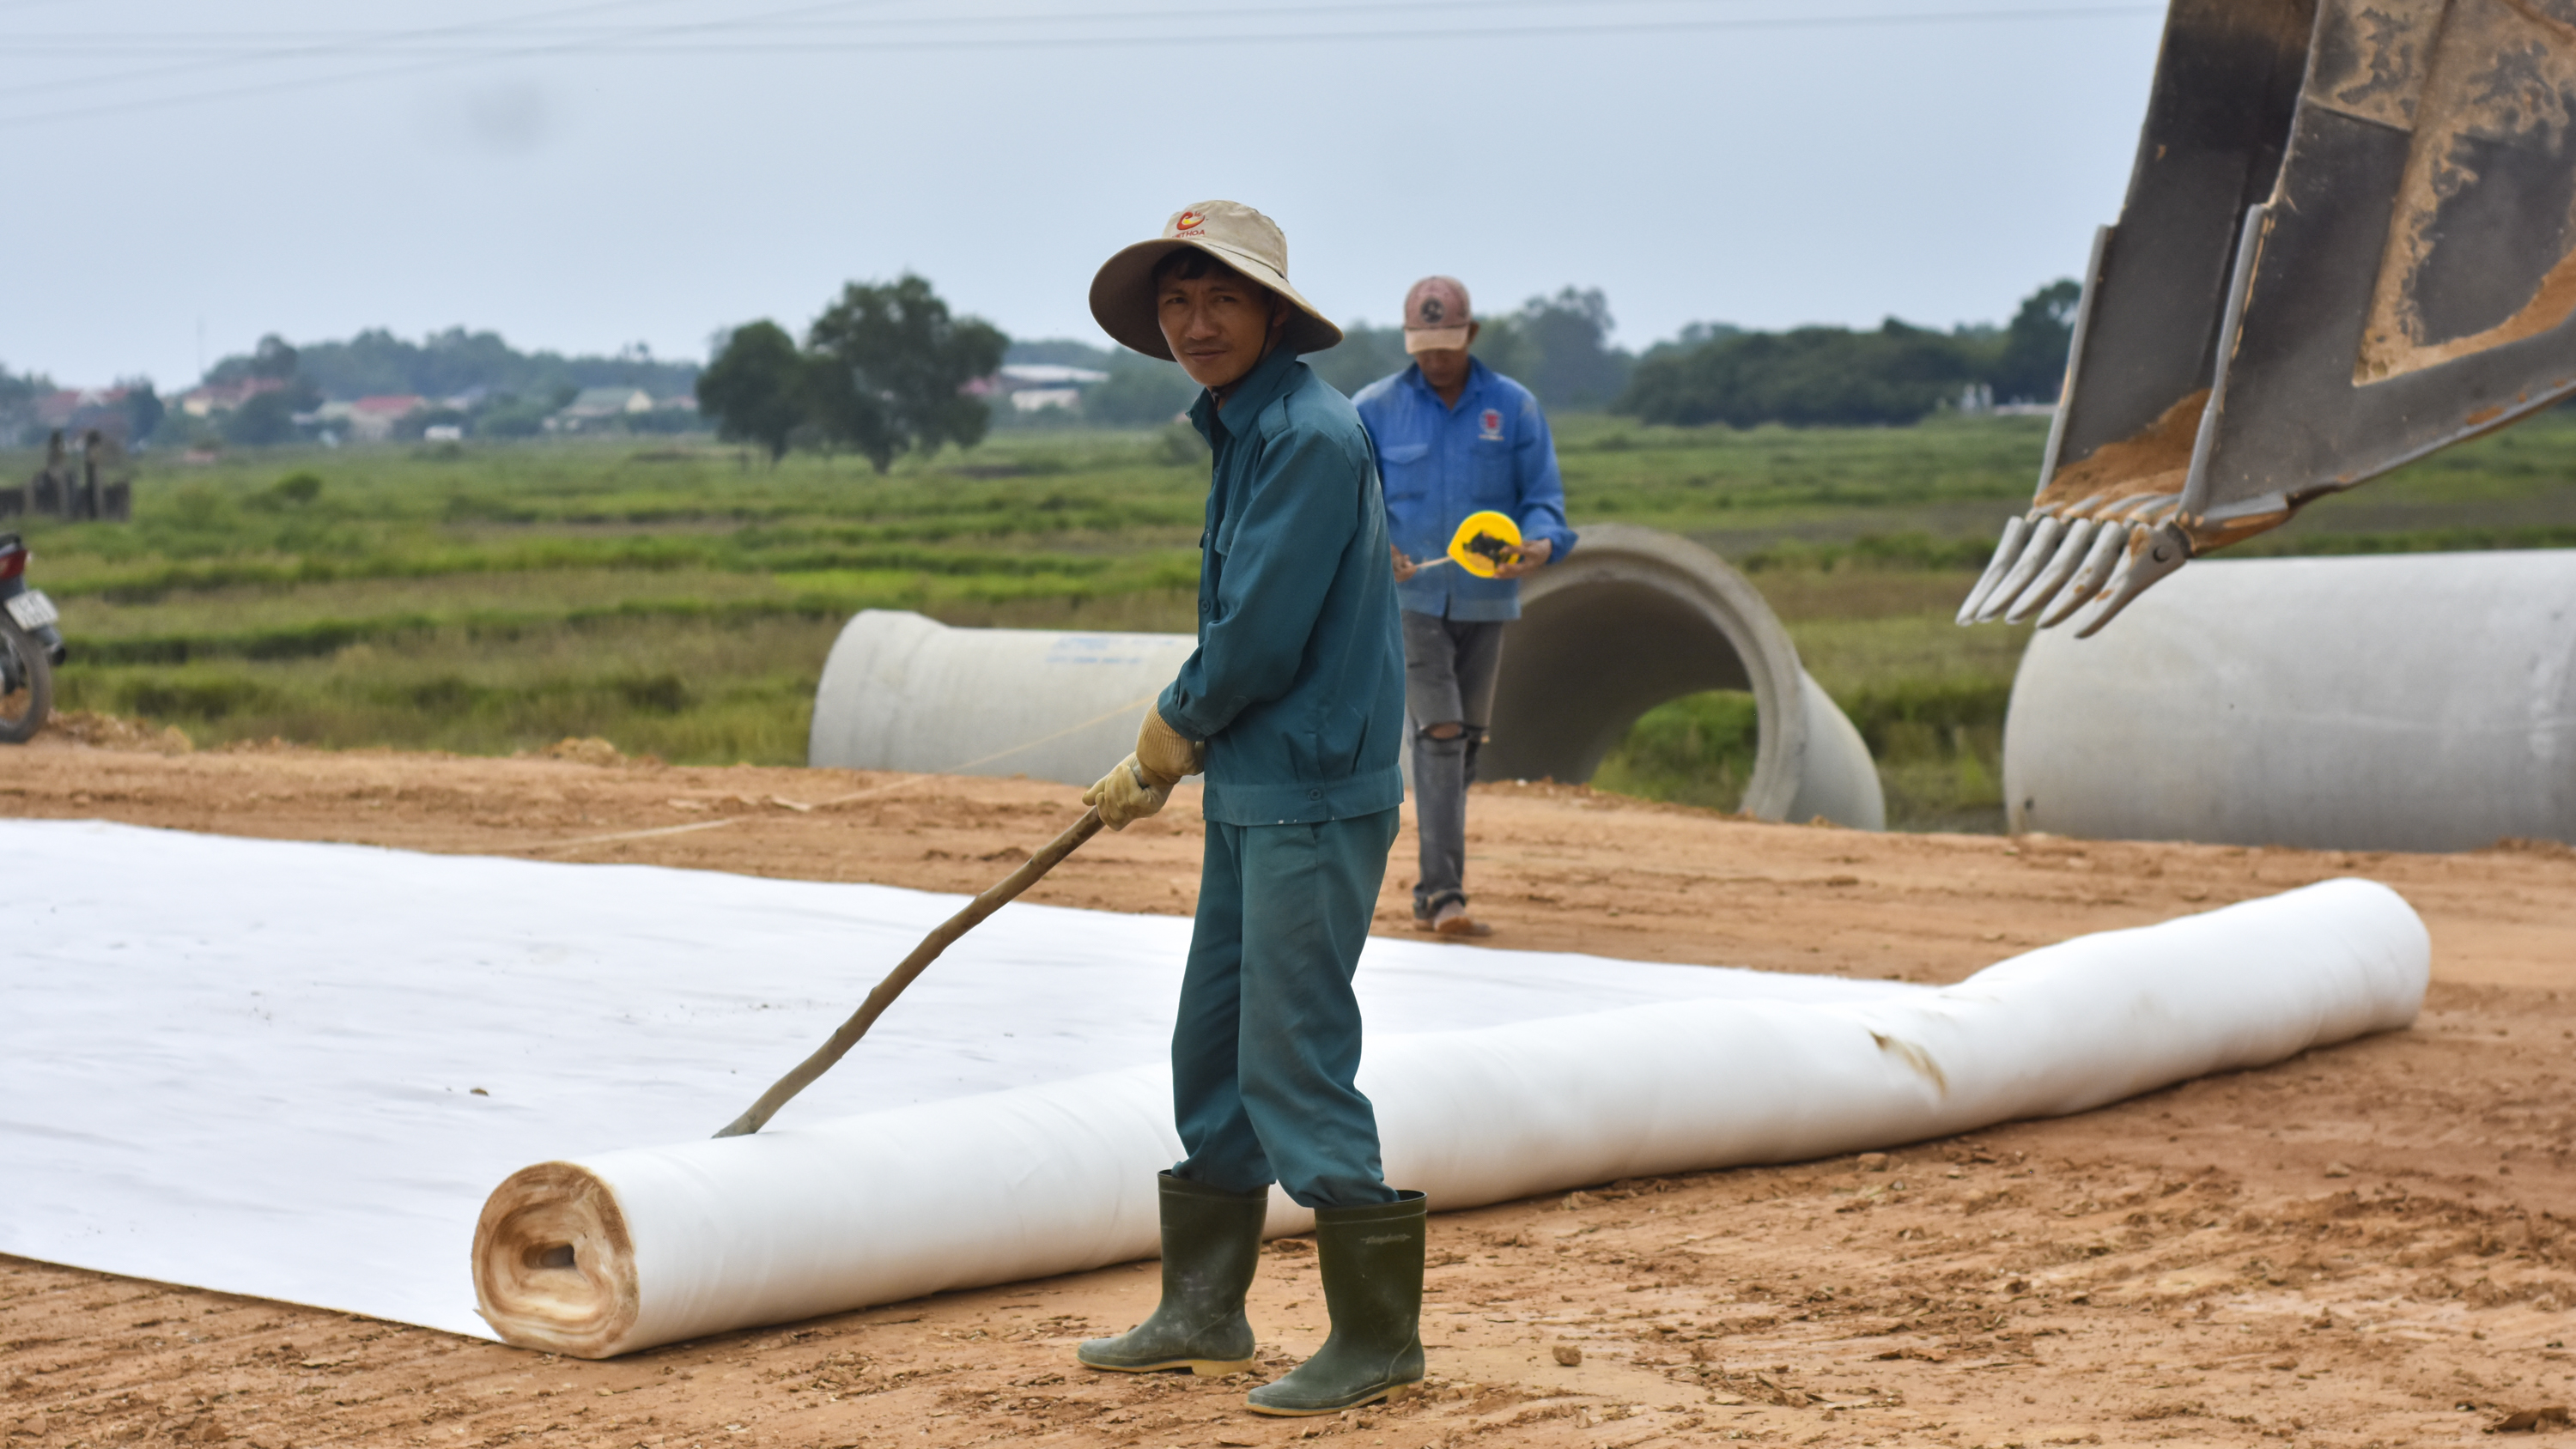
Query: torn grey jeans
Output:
[[1400, 609, 1506, 920]]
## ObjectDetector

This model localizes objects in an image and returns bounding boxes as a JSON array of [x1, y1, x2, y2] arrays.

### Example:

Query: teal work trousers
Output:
[[1170, 809, 1402, 1210]]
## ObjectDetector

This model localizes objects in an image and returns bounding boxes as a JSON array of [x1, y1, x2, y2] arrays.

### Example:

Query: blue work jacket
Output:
[[1157, 344, 1407, 828], [1352, 358, 1577, 621]]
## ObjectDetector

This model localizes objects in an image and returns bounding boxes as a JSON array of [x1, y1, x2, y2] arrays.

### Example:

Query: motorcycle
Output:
[[0, 532, 66, 743]]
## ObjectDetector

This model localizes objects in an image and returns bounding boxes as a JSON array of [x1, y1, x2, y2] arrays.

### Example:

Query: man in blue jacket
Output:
[[1072, 201, 1423, 1417], [1353, 277, 1577, 938]]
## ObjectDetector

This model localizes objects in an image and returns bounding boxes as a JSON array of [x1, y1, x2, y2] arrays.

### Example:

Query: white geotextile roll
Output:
[[474, 879, 2427, 1357], [1361, 876, 2425, 1209]]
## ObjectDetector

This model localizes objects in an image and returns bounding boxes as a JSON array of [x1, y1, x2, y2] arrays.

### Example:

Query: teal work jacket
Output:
[[1157, 344, 1407, 827]]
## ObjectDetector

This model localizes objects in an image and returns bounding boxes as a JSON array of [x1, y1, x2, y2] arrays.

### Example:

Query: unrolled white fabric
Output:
[[0, 820, 1910, 1341], [522, 876, 2426, 1355]]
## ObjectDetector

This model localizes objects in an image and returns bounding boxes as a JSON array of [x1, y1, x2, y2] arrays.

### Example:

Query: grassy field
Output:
[[9, 409, 2573, 829]]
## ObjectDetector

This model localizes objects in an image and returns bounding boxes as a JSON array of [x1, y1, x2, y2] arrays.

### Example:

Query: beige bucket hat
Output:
[[1089, 200, 1344, 361]]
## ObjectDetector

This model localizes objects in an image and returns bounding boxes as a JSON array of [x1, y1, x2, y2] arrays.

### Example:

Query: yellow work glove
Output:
[[1084, 753, 1170, 831], [1135, 706, 1206, 782], [1082, 709, 1204, 832]]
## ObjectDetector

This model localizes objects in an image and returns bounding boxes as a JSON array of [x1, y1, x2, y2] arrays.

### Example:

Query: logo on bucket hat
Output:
[[1175, 210, 1206, 235]]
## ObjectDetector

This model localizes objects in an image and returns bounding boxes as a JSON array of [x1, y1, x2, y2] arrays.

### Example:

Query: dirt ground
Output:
[[4, 731, 2573, 1449]]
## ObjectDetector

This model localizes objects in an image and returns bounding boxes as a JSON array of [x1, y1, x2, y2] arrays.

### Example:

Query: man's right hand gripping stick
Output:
[[1084, 706, 1206, 830]]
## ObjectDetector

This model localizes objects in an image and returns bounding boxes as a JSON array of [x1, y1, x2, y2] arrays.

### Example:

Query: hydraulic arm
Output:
[[1963, 0, 2576, 634]]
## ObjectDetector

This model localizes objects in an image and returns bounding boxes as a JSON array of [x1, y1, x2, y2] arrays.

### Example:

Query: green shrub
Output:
[[1588, 677, 2014, 832], [1589, 691, 1761, 812], [1837, 677, 2014, 757], [1741, 531, 1996, 573], [615, 671, 692, 713], [117, 674, 275, 719]]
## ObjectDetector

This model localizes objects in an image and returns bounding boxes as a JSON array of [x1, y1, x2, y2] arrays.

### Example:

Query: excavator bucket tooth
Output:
[[1974, 516, 2065, 625], [2037, 522, 2133, 628], [1956, 514, 2032, 625], [2074, 523, 2193, 639], [1965, 0, 2576, 634], [2002, 518, 2101, 623]]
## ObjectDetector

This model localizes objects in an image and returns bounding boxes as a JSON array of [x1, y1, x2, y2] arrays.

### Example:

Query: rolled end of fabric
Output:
[[472, 1161, 642, 1357]]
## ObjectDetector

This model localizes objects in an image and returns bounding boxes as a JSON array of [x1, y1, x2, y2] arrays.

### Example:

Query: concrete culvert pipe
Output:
[[1478, 524, 1882, 828], [807, 612, 1199, 789], [2004, 551, 2576, 852], [808, 524, 1883, 829]]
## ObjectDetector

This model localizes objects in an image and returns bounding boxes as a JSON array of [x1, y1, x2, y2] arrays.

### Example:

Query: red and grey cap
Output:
[[1402, 276, 1473, 355]]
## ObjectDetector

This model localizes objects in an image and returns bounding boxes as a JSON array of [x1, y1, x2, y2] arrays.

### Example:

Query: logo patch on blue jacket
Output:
[[1479, 407, 1504, 440]]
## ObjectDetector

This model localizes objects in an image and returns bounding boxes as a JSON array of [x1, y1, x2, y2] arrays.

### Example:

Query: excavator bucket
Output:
[[1962, 0, 2576, 635]]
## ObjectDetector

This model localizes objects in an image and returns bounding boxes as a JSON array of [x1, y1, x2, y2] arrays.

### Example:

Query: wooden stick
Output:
[[713, 807, 1108, 1138]]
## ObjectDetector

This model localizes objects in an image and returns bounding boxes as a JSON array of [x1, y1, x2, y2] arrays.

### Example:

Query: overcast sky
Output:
[[2, 0, 2166, 388]]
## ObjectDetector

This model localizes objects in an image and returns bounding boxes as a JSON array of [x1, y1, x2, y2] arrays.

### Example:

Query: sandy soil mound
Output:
[[3, 737, 2571, 1447]]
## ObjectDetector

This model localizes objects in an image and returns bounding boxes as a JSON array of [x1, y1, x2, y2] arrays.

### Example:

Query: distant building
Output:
[[422, 424, 465, 443], [179, 378, 284, 416], [999, 364, 1109, 387], [347, 395, 427, 443], [33, 386, 134, 435], [550, 387, 655, 431], [297, 401, 355, 435], [977, 363, 1109, 416]]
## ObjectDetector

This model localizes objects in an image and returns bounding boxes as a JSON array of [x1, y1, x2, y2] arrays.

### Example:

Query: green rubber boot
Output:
[[1077, 1172, 1267, 1376], [1246, 1191, 1426, 1416]]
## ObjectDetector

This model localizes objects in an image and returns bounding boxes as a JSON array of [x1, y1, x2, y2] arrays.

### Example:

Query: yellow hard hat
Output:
[[1445, 511, 1524, 578]]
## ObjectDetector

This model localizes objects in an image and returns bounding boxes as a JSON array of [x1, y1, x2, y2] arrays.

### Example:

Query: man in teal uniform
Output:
[[1072, 200, 1424, 1416]]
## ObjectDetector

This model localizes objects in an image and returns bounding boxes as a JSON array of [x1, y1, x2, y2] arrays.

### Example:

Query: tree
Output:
[[1513, 288, 1632, 409], [1617, 319, 1980, 427], [247, 334, 301, 382], [805, 275, 1007, 473], [697, 321, 810, 464], [1007, 338, 1117, 369], [120, 379, 165, 442], [1083, 350, 1201, 427], [223, 388, 301, 446], [197, 326, 702, 407], [0, 362, 39, 410], [0, 362, 47, 446], [1305, 323, 1412, 397], [1990, 279, 2082, 403], [471, 394, 555, 439]]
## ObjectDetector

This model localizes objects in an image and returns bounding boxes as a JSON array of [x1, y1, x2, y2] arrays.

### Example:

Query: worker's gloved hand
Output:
[[1136, 706, 1206, 781], [1084, 753, 1171, 831]]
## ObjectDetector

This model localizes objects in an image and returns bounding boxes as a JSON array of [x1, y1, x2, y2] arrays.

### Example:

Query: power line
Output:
[[0, 4, 2160, 131], [7, 0, 1721, 46], [526, 5, 2172, 52], [0, 0, 925, 106], [0, 0, 711, 106], [2, 0, 2136, 51]]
